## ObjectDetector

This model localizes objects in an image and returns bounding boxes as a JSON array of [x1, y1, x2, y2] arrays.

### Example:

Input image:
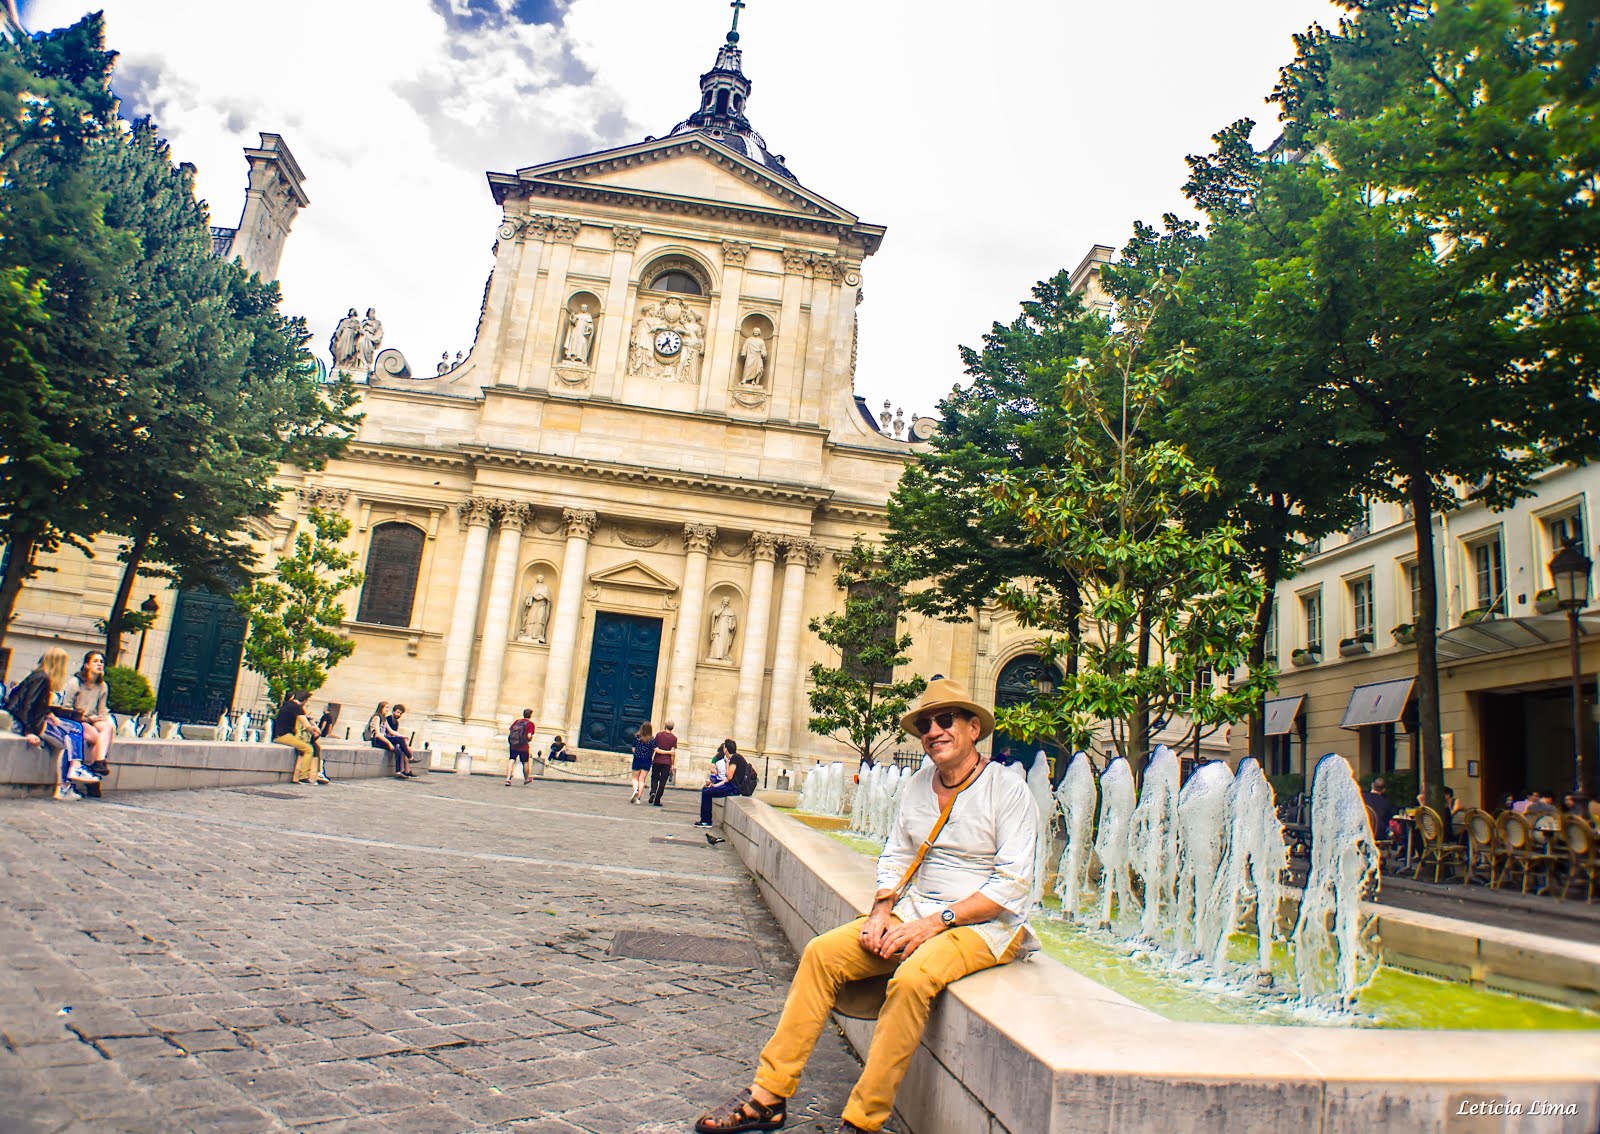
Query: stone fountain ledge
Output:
[[0, 734, 402, 798], [718, 796, 1600, 1134]]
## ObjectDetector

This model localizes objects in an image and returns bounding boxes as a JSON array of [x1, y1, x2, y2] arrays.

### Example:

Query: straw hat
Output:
[[899, 676, 995, 742]]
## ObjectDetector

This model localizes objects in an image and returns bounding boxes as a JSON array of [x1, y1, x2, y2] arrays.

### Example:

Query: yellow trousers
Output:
[[275, 734, 317, 782], [755, 915, 1013, 1132]]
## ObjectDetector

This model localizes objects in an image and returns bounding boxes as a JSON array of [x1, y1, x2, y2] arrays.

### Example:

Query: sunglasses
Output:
[[913, 710, 969, 736]]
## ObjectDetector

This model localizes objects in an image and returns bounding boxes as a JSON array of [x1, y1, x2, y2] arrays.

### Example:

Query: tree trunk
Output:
[[103, 528, 151, 667], [1246, 552, 1284, 764], [1065, 577, 1082, 677], [0, 529, 38, 654], [1407, 462, 1446, 812], [1131, 607, 1152, 787]]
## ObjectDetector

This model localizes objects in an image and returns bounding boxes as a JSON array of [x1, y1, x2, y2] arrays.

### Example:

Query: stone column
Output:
[[436, 497, 496, 721], [538, 508, 597, 737], [466, 501, 528, 724], [763, 537, 818, 758], [665, 523, 717, 732], [733, 532, 779, 745]]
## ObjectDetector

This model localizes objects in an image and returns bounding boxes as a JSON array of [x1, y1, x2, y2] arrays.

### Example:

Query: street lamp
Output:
[[134, 594, 160, 669], [1547, 540, 1592, 794]]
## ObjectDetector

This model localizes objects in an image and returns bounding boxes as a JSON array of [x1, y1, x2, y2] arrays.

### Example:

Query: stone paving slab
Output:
[[0, 774, 870, 1133]]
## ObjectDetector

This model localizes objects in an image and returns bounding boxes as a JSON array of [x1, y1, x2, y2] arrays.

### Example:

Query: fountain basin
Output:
[[738, 798, 1600, 1133]]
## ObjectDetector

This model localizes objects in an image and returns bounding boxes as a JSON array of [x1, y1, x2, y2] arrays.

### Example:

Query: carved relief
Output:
[[553, 367, 592, 389], [748, 531, 780, 562], [614, 524, 665, 549], [683, 523, 718, 555], [721, 240, 751, 266], [627, 295, 706, 384], [296, 487, 350, 513], [562, 508, 598, 540], [612, 225, 642, 251], [496, 500, 530, 530], [534, 513, 565, 535], [459, 496, 496, 527], [499, 214, 554, 243]]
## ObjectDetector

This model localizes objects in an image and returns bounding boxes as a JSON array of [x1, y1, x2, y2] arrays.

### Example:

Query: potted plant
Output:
[[1391, 623, 1416, 646], [1534, 588, 1562, 615], [1338, 634, 1374, 658], [1460, 606, 1495, 625], [1290, 645, 1322, 667]]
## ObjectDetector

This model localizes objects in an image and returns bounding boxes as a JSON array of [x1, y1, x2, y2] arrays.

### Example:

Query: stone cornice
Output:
[[817, 502, 890, 526], [482, 383, 830, 441], [346, 443, 470, 471], [461, 444, 832, 509]]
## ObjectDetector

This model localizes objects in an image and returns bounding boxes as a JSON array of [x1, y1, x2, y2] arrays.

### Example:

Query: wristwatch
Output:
[[939, 908, 957, 929]]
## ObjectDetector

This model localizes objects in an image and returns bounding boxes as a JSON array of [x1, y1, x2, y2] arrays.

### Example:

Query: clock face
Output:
[[654, 330, 683, 357]]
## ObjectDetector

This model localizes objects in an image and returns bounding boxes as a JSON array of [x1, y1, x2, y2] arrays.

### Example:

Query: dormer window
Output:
[[649, 270, 702, 295]]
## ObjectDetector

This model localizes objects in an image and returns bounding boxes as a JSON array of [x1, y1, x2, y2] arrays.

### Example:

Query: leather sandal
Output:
[[693, 1088, 786, 1133]]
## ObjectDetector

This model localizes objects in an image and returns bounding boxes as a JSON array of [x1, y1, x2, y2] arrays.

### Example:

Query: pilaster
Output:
[[538, 507, 598, 739], [733, 531, 780, 746], [436, 497, 496, 721]]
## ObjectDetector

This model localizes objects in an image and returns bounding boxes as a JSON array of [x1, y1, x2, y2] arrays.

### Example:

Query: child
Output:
[[506, 708, 534, 785]]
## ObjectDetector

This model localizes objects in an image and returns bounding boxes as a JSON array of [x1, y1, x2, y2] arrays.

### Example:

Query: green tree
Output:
[[0, 15, 123, 636], [233, 507, 363, 705], [1262, 0, 1600, 803], [806, 539, 928, 767], [987, 286, 1271, 777]]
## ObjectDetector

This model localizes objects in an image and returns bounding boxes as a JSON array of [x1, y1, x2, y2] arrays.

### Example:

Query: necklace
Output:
[[938, 755, 982, 791]]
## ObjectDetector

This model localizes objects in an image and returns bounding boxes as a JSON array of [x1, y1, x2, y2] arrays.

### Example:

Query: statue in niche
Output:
[[330, 308, 362, 372], [740, 327, 767, 386], [708, 596, 738, 661], [357, 307, 384, 372], [520, 575, 552, 643], [562, 302, 595, 365]]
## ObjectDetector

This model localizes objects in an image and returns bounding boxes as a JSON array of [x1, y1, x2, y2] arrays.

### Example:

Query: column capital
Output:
[[613, 225, 642, 251], [458, 496, 496, 528], [721, 240, 751, 266], [496, 500, 531, 530], [498, 213, 554, 243], [782, 248, 812, 276], [683, 523, 718, 555], [811, 254, 841, 283], [549, 217, 582, 244], [780, 537, 821, 570], [562, 508, 598, 540], [295, 486, 349, 513], [748, 531, 780, 562]]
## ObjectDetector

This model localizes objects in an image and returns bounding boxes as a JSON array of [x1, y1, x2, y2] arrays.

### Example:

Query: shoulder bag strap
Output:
[[887, 760, 988, 902]]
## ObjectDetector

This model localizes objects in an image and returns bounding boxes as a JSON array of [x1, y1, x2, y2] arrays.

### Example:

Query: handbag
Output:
[[834, 761, 987, 1020]]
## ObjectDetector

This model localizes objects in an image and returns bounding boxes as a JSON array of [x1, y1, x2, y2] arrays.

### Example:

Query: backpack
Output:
[[734, 758, 759, 797], [362, 717, 376, 743], [509, 718, 531, 747]]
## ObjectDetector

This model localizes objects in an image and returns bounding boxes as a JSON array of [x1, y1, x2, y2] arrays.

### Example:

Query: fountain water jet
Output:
[[1128, 745, 1180, 939], [1093, 757, 1136, 930], [1052, 751, 1098, 917], [1291, 752, 1379, 1006]]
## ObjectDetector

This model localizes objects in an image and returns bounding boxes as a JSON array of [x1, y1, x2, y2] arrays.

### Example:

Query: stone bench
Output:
[[0, 733, 407, 798], [718, 796, 1600, 1134]]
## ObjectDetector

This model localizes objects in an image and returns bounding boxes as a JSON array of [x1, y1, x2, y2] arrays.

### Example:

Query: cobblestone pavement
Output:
[[0, 774, 868, 1133]]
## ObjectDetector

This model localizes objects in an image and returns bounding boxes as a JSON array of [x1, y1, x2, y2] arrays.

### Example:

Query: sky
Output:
[[21, 0, 1347, 421]]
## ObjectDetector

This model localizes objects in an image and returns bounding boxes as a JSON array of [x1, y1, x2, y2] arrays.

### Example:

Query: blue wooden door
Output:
[[578, 613, 662, 752], [156, 588, 246, 723]]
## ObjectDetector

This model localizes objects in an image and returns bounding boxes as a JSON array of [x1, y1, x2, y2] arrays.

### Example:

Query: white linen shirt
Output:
[[875, 761, 1040, 959]]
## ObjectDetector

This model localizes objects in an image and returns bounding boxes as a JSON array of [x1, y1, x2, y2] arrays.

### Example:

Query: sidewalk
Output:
[[0, 775, 865, 1133]]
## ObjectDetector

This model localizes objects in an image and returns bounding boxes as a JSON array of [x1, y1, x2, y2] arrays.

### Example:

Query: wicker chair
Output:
[[1412, 805, 1466, 883], [1496, 811, 1559, 894], [1462, 808, 1503, 886], [1561, 816, 1600, 903]]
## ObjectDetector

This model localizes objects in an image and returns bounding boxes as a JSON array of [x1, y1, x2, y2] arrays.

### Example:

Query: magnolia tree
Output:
[[233, 507, 363, 705], [987, 290, 1269, 779]]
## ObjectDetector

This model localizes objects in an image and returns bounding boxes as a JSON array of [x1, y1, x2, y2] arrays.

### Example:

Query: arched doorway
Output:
[[993, 653, 1065, 782]]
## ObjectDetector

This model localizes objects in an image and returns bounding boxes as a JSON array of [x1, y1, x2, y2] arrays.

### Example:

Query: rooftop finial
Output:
[[727, 0, 745, 43]]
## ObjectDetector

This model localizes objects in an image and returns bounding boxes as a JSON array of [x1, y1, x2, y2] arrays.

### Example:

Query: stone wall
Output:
[[0, 736, 402, 798], [719, 797, 1600, 1134]]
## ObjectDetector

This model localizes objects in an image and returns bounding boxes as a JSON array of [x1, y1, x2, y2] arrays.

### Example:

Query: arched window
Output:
[[993, 653, 1065, 779], [356, 522, 424, 627], [649, 269, 702, 295]]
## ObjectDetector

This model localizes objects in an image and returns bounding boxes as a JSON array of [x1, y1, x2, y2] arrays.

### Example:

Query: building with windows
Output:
[[1241, 466, 1600, 806]]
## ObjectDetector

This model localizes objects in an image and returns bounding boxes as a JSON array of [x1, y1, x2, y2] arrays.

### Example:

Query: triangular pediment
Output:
[[589, 559, 679, 593], [493, 135, 862, 226]]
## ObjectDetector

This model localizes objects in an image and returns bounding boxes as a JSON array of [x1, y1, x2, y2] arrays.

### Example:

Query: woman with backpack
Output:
[[366, 701, 405, 778], [695, 739, 752, 828], [506, 709, 534, 786]]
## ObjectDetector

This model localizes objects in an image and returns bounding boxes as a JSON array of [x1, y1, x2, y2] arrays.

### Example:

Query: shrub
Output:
[[104, 665, 154, 715]]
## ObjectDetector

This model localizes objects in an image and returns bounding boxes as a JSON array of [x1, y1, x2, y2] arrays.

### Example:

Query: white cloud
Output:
[[20, 0, 1343, 415]]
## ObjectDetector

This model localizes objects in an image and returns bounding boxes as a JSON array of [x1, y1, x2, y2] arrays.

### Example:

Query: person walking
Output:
[[629, 721, 654, 803], [695, 678, 1038, 1134], [6, 647, 97, 801], [648, 720, 678, 806], [506, 709, 535, 786], [696, 739, 746, 828]]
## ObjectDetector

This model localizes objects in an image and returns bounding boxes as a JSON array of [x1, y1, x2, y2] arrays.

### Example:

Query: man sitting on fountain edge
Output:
[[696, 677, 1040, 1134]]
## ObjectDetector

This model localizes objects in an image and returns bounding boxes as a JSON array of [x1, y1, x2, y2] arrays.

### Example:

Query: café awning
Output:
[[1433, 614, 1600, 661], [1340, 678, 1416, 730], [1262, 695, 1305, 736]]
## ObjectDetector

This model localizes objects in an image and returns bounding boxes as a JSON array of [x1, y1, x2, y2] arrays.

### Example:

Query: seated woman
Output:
[[548, 735, 571, 762], [9, 647, 97, 801], [367, 701, 403, 777], [59, 650, 114, 798], [695, 739, 747, 828], [384, 703, 416, 777]]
